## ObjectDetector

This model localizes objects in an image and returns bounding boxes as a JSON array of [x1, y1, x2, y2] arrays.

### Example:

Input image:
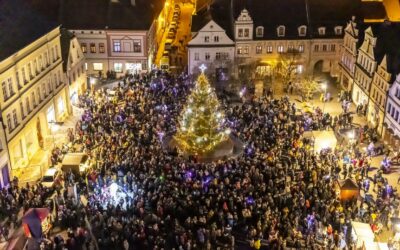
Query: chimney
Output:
[[131, 0, 136, 6]]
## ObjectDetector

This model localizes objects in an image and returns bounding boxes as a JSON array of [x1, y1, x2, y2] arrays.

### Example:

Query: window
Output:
[[12, 109, 18, 127], [114, 63, 123, 72], [330, 44, 336, 52], [44, 52, 49, 66], [39, 55, 43, 70], [194, 53, 199, 61], [314, 44, 319, 52], [33, 60, 38, 74], [256, 26, 264, 37], [298, 45, 304, 53], [298, 26, 307, 36], [2, 81, 8, 100], [387, 103, 392, 114], [31, 92, 36, 107], [58, 97, 64, 114], [28, 63, 33, 79], [113, 41, 121, 52], [277, 26, 285, 37], [214, 36, 219, 42], [205, 52, 210, 61], [52, 47, 56, 61], [216, 52, 222, 60], [133, 40, 141, 53], [322, 44, 327, 52], [58, 71, 62, 85], [37, 87, 41, 101], [318, 27, 326, 36], [81, 43, 87, 53], [47, 79, 52, 93], [204, 36, 210, 42], [256, 45, 262, 54], [7, 78, 13, 96], [21, 67, 27, 83], [42, 83, 47, 97], [93, 63, 103, 71], [238, 29, 243, 37], [237, 47, 249, 55], [20, 102, 24, 118], [25, 97, 31, 113], [287, 45, 294, 52], [55, 45, 59, 59], [7, 114, 12, 131], [266, 46, 273, 54], [99, 43, 105, 53], [90, 43, 96, 53], [244, 29, 249, 37], [277, 45, 284, 53], [334, 26, 343, 35]]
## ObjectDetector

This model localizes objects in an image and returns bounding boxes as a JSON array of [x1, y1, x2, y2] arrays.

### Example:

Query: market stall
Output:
[[336, 178, 359, 201]]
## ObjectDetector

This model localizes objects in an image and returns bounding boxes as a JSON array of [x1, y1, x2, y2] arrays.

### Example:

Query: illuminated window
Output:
[[114, 41, 121, 52], [90, 43, 96, 53], [266, 46, 273, 54], [81, 43, 87, 53], [256, 45, 262, 54], [318, 27, 326, 36], [99, 43, 105, 53], [277, 45, 284, 53], [299, 44, 304, 53], [58, 97, 64, 114], [334, 26, 343, 35], [114, 63, 123, 72], [93, 63, 103, 71]]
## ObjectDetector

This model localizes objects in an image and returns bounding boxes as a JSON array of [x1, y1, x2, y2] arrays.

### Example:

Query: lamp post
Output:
[[321, 83, 327, 113]]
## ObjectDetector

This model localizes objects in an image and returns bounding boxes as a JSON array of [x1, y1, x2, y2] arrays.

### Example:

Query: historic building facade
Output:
[[339, 18, 359, 92], [0, 26, 71, 182], [61, 30, 87, 108], [188, 20, 235, 80]]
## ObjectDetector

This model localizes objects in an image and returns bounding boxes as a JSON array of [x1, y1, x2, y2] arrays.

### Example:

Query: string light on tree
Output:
[[174, 66, 230, 155]]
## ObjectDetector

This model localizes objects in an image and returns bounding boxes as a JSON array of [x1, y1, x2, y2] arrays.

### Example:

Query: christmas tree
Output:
[[174, 65, 230, 155]]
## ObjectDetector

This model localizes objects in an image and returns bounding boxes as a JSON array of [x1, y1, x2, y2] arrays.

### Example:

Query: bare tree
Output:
[[275, 48, 301, 86], [298, 77, 321, 101]]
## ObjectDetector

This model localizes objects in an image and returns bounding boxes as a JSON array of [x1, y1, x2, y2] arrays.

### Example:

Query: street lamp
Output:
[[321, 82, 327, 113]]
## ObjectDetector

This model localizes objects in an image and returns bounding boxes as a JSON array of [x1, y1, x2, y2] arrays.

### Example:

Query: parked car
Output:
[[167, 32, 175, 39], [41, 168, 62, 189]]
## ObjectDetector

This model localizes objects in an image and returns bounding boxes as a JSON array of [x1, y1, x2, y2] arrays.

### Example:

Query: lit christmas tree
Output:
[[174, 65, 230, 155]]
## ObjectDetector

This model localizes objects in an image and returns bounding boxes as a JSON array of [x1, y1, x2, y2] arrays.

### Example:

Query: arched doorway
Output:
[[313, 60, 324, 76]]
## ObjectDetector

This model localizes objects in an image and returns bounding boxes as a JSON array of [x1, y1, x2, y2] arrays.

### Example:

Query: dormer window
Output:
[[204, 36, 210, 42], [334, 26, 343, 35], [318, 27, 326, 36], [298, 25, 307, 37], [256, 26, 264, 38], [277, 26, 285, 37]]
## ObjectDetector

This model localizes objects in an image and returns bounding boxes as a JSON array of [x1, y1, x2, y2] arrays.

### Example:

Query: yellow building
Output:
[[0, 26, 71, 182]]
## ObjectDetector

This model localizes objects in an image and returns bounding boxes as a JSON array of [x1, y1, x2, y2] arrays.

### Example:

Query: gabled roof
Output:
[[0, 0, 58, 62], [339, 178, 358, 190], [192, 0, 234, 39], [60, 29, 74, 72], [357, 21, 400, 81]]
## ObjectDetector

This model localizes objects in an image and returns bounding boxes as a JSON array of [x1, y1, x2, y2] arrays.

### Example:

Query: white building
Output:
[[386, 73, 400, 145], [188, 20, 235, 80], [60, 29, 87, 107], [351, 27, 377, 108]]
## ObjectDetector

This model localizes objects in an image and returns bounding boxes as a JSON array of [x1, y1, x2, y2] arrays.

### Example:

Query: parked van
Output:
[[61, 153, 89, 175]]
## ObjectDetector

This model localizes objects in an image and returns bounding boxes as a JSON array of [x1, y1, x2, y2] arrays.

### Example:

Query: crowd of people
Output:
[[0, 71, 399, 250]]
